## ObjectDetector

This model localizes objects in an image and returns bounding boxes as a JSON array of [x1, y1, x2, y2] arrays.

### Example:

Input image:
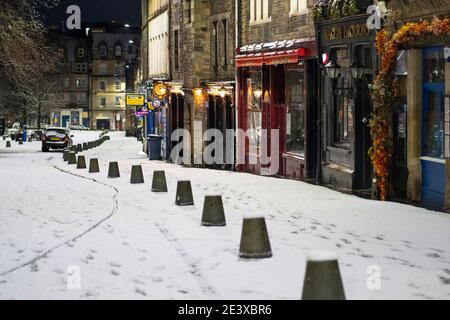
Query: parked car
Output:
[[42, 127, 73, 152]]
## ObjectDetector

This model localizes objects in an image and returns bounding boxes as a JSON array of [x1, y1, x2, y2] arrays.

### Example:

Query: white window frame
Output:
[[115, 78, 121, 91], [115, 96, 121, 106], [249, 0, 271, 25], [76, 63, 87, 73], [77, 48, 85, 58], [99, 80, 106, 91], [76, 79, 86, 89], [100, 97, 106, 107], [290, 0, 308, 16]]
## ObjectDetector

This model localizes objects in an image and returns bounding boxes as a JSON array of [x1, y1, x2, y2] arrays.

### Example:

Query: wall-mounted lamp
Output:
[[325, 60, 341, 79], [193, 84, 204, 97], [350, 61, 364, 80], [253, 87, 263, 99]]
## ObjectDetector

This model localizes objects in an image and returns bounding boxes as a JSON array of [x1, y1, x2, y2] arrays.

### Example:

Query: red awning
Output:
[[236, 48, 306, 67]]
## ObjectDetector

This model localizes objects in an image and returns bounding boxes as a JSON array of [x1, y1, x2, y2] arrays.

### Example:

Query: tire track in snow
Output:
[[0, 165, 119, 278], [152, 220, 219, 298]]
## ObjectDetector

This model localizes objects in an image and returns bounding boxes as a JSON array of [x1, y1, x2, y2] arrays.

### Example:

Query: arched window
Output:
[[114, 42, 122, 57], [99, 42, 108, 58]]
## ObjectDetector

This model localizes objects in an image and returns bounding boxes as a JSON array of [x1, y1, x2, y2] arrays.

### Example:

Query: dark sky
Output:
[[45, 0, 141, 26]]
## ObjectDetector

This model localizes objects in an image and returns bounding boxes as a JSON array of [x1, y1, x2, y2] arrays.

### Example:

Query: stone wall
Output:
[[239, 0, 315, 46]]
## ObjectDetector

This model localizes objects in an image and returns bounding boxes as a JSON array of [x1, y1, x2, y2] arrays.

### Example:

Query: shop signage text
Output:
[[323, 23, 371, 42]]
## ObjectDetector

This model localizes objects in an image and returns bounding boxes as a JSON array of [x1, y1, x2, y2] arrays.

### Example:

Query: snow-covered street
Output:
[[0, 132, 450, 300]]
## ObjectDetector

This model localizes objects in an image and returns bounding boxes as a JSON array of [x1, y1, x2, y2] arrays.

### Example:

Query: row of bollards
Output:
[[62, 141, 345, 300]]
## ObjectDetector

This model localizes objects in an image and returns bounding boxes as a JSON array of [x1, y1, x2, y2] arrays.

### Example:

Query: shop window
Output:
[[330, 47, 353, 147], [286, 68, 305, 155], [334, 75, 352, 146], [246, 70, 263, 156], [424, 48, 445, 83], [250, 0, 271, 24], [422, 48, 445, 159]]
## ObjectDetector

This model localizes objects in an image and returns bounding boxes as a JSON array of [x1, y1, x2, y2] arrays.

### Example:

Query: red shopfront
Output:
[[236, 39, 318, 181]]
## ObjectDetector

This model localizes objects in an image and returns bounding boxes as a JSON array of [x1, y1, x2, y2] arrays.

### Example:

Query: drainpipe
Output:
[[314, 18, 322, 185], [234, 0, 241, 172]]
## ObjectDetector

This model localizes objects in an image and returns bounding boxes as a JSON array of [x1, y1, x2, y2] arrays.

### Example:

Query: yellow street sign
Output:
[[126, 94, 145, 106]]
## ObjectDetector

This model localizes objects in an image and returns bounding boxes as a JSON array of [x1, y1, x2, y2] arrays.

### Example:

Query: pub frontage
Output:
[[236, 39, 319, 180], [317, 12, 377, 196]]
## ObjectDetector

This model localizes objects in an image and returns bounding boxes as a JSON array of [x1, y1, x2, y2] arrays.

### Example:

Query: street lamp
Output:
[[350, 61, 364, 80], [325, 60, 341, 79], [124, 24, 130, 28]]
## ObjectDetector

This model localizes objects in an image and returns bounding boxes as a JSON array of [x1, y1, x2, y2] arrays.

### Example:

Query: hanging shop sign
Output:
[[154, 83, 167, 99], [126, 94, 145, 106]]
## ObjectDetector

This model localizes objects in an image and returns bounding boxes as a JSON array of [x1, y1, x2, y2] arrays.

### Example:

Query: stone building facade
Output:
[[50, 29, 90, 128], [88, 23, 140, 131], [168, 0, 236, 166], [236, 0, 319, 181], [386, 0, 450, 210]]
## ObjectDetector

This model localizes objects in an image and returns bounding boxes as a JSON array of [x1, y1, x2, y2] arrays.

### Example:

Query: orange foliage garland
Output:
[[370, 17, 450, 200]]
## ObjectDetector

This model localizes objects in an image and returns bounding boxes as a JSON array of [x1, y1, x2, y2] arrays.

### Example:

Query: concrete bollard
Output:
[[68, 151, 77, 165], [77, 155, 87, 169], [238, 217, 272, 259], [130, 165, 144, 184], [301, 251, 346, 300], [201, 196, 226, 227], [70, 146, 78, 154], [89, 158, 100, 173], [63, 149, 70, 162], [6, 141, 11, 148], [83, 142, 88, 151], [175, 181, 194, 206], [151, 171, 168, 192], [18, 138, 23, 145], [2, 136, 5, 140], [108, 161, 120, 178], [77, 144, 83, 152]]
